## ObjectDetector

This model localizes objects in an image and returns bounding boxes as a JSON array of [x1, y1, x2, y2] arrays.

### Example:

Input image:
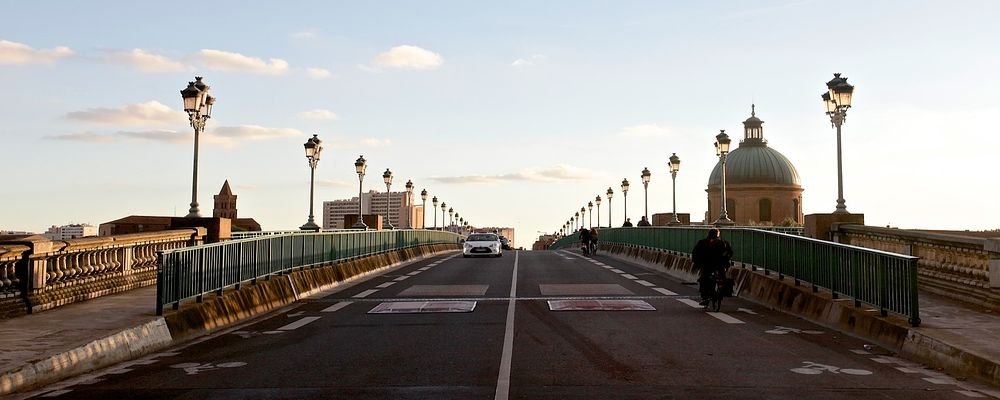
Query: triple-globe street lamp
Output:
[[668, 153, 681, 226], [595, 195, 602, 227], [822, 73, 855, 215], [179, 76, 215, 218], [587, 201, 593, 228], [580, 207, 586, 229], [621, 179, 631, 226], [351, 155, 368, 229], [382, 169, 394, 229], [432, 196, 439, 229], [713, 131, 735, 226], [420, 189, 428, 229], [641, 167, 651, 221], [405, 180, 414, 228], [299, 134, 322, 231], [606, 188, 614, 228]]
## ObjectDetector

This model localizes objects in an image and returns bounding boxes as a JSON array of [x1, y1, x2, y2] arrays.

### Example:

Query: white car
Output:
[[463, 233, 503, 258]]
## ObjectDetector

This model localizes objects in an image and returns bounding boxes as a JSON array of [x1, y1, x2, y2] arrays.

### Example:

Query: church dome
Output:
[[707, 105, 802, 187]]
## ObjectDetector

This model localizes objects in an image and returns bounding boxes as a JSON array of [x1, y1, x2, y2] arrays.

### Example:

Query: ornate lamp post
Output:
[[823, 73, 855, 214], [641, 167, 651, 221], [179, 77, 215, 218], [455, 213, 461, 232], [441, 202, 447, 231], [714, 130, 735, 226], [587, 201, 593, 228], [606, 187, 614, 228], [621, 179, 630, 225], [580, 207, 586, 229], [668, 153, 681, 226], [420, 189, 428, 229], [382, 168, 394, 229], [595, 196, 602, 227], [574, 212, 579, 231], [405, 180, 414, 228], [431, 196, 439, 229], [351, 155, 368, 229], [299, 134, 322, 231], [448, 207, 454, 230]]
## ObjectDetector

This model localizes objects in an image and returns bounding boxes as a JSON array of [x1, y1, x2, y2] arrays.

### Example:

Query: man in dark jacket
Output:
[[691, 228, 733, 305], [578, 227, 592, 253]]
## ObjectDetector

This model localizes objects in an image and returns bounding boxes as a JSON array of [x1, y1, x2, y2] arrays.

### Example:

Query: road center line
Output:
[[494, 251, 519, 400], [278, 316, 322, 331]]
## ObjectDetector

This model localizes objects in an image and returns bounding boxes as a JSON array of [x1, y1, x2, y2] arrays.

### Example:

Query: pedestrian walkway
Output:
[[2, 277, 1000, 395]]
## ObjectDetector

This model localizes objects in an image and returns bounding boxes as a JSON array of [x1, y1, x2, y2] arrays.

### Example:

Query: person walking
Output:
[[691, 228, 733, 305], [622, 218, 633, 227], [636, 216, 651, 226]]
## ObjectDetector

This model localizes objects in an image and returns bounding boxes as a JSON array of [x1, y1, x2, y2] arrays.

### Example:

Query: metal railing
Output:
[[552, 226, 920, 326], [157, 229, 461, 314], [230, 229, 351, 240]]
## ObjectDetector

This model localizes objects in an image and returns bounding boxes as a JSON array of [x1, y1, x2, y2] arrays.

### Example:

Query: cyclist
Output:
[[588, 227, 599, 255], [578, 227, 593, 255], [691, 228, 733, 306]]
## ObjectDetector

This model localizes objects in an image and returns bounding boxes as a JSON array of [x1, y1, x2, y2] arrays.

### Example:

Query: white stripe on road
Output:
[[407, 271, 422, 276], [279, 316, 322, 331], [707, 312, 745, 324], [393, 276, 410, 281], [622, 274, 638, 280], [321, 301, 353, 313], [635, 280, 656, 287], [353, 289, 379, 298], [494, 251, 519, 400], [376, 282, 396, 288], [653, 287, 678, 296], [677, 298, 704, 308], [610, 269, 624, 274], [419, 267, 431, 271]]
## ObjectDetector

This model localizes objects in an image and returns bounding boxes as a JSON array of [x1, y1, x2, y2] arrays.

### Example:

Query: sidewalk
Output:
[[2, 278, 1000, 394]]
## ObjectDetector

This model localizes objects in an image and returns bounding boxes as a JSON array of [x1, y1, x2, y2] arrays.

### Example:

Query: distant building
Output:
[[706, 106, 804, 225], [323, 190, 423, 229], [44, 223, 97, 240], [211, 180, 261, 232], [99, 216, 173, 236], [532, 234, 558, 250]]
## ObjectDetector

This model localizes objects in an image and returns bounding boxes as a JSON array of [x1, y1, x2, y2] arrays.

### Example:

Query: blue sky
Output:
[[2, 1, 998, 247]]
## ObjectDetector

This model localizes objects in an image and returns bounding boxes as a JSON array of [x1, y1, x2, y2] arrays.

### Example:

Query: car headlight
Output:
[[490, 243, 498, 249]]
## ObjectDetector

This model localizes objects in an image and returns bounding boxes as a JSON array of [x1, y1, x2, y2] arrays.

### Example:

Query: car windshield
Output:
[[467, 234, 498, 242]]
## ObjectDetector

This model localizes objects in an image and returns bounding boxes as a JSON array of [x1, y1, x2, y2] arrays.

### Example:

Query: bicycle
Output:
[[707, 270, 726, 312]]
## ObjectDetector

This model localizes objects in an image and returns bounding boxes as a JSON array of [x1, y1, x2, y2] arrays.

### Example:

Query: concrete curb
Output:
[[0, 318, 173, 395], [596, 243, 1000, 387]]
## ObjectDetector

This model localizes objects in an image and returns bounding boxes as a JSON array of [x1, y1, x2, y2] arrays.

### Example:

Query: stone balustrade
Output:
[[834, 224, 1000, 309], [0, 229, 205, 318]]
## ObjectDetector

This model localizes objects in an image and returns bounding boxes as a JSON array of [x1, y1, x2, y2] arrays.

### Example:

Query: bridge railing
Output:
[[552, 226, 920, 326], [230, 229, 354, 240], [156, 229, 462, 314]]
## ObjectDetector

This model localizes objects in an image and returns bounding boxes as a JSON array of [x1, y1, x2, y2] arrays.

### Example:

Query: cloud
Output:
[[43, 125, 300, 147], [299, 109, 338, 120], [0, 39, 73, 65], [116, 129, 190, 143], [371, 45, 443, 70], [618, 124, 671, 138], [45, 132, 114, 143], [194, 49, 289, 75], [317, 179, 351, 188], [105, 49, 188, 72], [511, 54, 545, 67], [305, 67, 331, 79], [65, 101, 188, 125], [210, 125, 302, 140], [429, 164, 592, 184]]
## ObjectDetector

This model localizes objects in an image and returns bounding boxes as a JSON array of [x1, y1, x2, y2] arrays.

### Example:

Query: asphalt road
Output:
[[17, 250, 1000, 399]]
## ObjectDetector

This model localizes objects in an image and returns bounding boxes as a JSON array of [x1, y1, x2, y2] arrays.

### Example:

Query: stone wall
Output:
[[835, 224, 1000, 310]]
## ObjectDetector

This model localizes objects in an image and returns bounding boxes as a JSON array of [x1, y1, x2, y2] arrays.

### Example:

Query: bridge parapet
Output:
[[833, 224, 1000, 309], [0, 229, 205, 318]]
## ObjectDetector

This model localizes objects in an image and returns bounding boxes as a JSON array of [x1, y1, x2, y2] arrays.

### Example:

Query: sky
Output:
[[2, 1, 998, 249]]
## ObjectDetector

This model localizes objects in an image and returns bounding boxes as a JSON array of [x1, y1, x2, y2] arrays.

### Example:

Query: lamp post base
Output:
[[384, 223, 394, 230], [300, 221, 320, 231], [351, 221, 368, 230], [713, 217, 736, 226]]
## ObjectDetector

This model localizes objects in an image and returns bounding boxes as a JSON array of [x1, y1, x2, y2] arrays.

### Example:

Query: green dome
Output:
[[708, 143, 801, 187]]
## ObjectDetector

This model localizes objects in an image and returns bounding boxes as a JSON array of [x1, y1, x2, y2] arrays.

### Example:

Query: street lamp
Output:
[[441, 202, 447, 231], [351, 155, 368, 229], [382, 168, 394, 229], [405, 180, 413, 228], [448, 207, 454, 229], [641, 167, 651, 221], [714, 130, 735, 226], [595, 195, 602, 227], [431, 196, 439, 229], [574, 212, 579, 231], [180, 76, 215, 218], [823, 72, 855, 215], [587, 201, 593, 228], [299, 134, 322, 231], [580, 207, 586, 229], [420, 189, 428, 229], [668, 153, 681, 226], [606, 187, 614, 228], [621, 179, 630, 225]]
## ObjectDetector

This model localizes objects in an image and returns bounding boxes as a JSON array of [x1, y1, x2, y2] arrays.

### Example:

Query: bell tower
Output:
[[213, 180, 237, 219]]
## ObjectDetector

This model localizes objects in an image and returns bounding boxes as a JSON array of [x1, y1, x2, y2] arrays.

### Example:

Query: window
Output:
[[759, 198, 772, 222]]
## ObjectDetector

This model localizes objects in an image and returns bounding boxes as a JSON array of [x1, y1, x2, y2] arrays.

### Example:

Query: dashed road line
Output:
[[419, 267, 431, 271], [706, 312, 745, 324], [652, 287, 678, 296], [321, 301, 353, 313], [676, 299, 704, 309], [622, 274, 638, 280], [407, 271, 422, 276], [376, 282, 396, 288], [278, 316, 322, 331], [635, 280, 655, 287], [353, 289, 379, 298], [393, 276, 410, 282], [610, 269, 624, 274]]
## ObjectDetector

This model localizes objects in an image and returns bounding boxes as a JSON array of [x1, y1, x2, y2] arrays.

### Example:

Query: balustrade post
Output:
[[987, 239, 1000, 289]]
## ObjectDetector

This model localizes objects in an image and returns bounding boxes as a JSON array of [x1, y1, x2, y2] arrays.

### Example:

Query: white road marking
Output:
[[635, 280, 655, 287], [287, 312, 305, 318], [850, 349, 871, 355], [393, 276, 410, 281], [955, 390, 987, 398], [353, 289, 379, 298], [707, 312, 745, 324], [610, 269, 624, 273], [407, 271, 422, 276], [322, 301, 353, 313], [376, 282, 396, 288], [677, 299, 704, 308], [594, 263, 607, 267], [494, 251, 519, 400], [895, 367, 923, 374], [737, 308, 758, 315], [419, 267, 431, 271], [278, 316, 322, 331], [622, 274, 638, 280], [652, 287, 678, 296], [924, 377, 958, 385], [41, 389, 73, 397]]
